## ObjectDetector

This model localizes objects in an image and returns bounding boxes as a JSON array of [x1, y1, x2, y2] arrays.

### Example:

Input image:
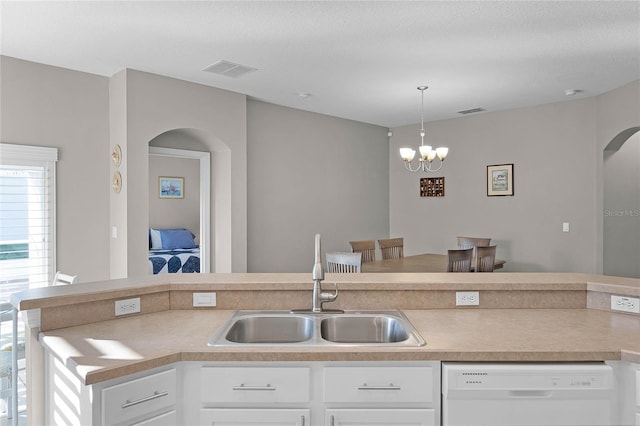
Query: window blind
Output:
[[0, 143, 58, 297]]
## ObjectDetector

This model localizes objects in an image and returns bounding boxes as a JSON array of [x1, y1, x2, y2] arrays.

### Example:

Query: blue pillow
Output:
[[159, 228, 197, 249]]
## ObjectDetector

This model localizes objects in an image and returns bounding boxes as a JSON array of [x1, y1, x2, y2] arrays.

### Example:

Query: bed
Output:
[[148, 228, 200, 274]]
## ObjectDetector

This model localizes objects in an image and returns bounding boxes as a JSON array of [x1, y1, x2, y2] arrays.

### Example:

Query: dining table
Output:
[[361, 253, 506, 273]]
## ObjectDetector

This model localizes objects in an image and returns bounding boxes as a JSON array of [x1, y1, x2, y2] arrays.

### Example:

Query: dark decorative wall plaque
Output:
[[420, 177, 445, 197]]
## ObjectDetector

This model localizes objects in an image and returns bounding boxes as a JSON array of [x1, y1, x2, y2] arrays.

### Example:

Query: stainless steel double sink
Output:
[[208, 310, 425, 347]]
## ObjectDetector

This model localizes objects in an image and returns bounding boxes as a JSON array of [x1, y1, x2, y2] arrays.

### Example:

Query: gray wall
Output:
[[2, 55, 637, 278], [110, 69, 247, 276], [148, 156, 200, 242], [603, 132, 640, 278], [247, 100, 389, 272], [390, 83, 640, 275], [0, 56, 110, 283], [595, 80, 640, 275]]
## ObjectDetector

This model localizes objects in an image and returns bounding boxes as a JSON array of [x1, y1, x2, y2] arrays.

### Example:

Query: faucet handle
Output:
[[319, 282, 339, 304]]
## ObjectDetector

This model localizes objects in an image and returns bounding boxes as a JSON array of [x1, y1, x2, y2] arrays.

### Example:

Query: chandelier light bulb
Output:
[[400, 148, 416, 162]]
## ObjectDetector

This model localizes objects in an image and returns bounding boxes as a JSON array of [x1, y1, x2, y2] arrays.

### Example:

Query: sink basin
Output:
[[208, 310, 425, 347], [320, 315, 409, 343], [225, 315, 313, 343]]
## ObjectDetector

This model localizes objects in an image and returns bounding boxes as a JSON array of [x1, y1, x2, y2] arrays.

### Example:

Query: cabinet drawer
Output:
[[131, 410, 177, 426], [201, 367, 310, 403], [201, 408, 310, 425], [102, 368, 176, 426], [324, 367, 434, 403], [326, 408, 436, 426]]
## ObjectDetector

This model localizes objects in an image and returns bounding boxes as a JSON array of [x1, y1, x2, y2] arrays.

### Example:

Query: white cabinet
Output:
[[183, 361, 440, 426], [325, 409, 435, 426], [44, 351, 178, 426], [323, 365, 439, 426], [102, 368, 177, 426], [636, 369, 640, 426], [201, 366, 310, 403], [608, 360, 639, 426], [323, 366, 434, 403], [200, 408, 310, 425], [197, 366, 311, 425], [131, 410, 177, 425]]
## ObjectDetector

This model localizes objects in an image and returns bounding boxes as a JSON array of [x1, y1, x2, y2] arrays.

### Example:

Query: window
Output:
[[0, 143, 58, 299]]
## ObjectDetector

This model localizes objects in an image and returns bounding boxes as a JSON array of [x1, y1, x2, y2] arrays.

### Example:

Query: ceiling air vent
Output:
[[203, 60, 258, 78], [457, 107, 486, 115]]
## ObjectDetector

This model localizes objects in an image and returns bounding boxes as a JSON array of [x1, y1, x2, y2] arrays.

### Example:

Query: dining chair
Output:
[[349, 240, 376, 263], [326, 252, 362, 273], [447, 248, 473, 272], [377, 237, 404, 260], [475, 245, 497, 272], [456, 236, 491, 258], [53, 271, 78, 285]]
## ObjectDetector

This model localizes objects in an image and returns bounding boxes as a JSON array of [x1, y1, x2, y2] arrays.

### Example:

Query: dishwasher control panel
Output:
[[447, 363, 612, 390]]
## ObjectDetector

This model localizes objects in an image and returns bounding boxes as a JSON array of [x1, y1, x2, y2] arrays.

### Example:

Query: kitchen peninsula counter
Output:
[[38, 307, 640, 385], [11, 272, 640, 385]]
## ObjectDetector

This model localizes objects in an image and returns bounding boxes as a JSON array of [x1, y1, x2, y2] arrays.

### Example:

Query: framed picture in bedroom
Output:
[[487, 164, 514, 196], [159, 176, 184, 199]]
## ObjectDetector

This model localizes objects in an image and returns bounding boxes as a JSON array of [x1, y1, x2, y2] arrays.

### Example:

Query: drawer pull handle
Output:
[[301, 415, 305, 426], [121, 390, 168, 408], [232, 384, 277, 391], [357, 383, 401, 391]]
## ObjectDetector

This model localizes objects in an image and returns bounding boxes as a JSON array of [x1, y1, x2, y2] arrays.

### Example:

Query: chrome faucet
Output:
[[311, 233, 338, 312]]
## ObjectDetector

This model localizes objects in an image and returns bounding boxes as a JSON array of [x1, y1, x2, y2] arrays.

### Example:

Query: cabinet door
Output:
[[200, 408, 310, 426], [325, 409, 436, 426], [131, 410, 177, 426]]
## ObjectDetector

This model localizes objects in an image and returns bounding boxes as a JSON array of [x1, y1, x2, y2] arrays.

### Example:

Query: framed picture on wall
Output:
[[487, 164, 514, 196], [159, 176, 184, 199]]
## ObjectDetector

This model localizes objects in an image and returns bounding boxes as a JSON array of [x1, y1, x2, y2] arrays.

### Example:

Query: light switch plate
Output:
[[193, 292, 217, 307]]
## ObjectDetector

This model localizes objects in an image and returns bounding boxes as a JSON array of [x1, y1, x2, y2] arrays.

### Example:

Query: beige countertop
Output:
[[39, 307, 640, 385], [13, 272, 639, 386]]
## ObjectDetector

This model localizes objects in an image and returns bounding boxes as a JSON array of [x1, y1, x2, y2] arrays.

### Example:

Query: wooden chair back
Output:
[[456, 236, 491, 258], [475, 245, 497, 272], [447, 248, 473, 272], [349, 240, 376, 263], [326, 252, 362, 273], [377, 237, 404, 260]]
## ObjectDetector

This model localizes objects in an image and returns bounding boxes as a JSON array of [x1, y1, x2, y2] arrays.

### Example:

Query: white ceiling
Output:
[[1, 1, 638, 127]]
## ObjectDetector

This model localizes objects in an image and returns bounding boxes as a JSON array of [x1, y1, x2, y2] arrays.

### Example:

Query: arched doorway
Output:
[[603, 127, 640, 278], [147, 128, 232, 274]]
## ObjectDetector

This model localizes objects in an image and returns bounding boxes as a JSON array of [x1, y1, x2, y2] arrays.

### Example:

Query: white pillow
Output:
[[150, 228, 162, 249]]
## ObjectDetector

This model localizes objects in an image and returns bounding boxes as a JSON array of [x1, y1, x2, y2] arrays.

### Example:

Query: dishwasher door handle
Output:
[[508, 390, 552, 398]]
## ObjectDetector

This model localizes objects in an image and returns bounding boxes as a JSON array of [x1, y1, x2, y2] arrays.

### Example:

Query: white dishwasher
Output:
[[442, 362, 613, 426]]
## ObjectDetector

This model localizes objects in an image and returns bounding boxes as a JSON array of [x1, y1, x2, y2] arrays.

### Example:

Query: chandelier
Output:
[[399, 86, 449, 173]]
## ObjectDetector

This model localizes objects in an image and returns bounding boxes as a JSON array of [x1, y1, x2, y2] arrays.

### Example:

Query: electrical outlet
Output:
[[193, 292, 216, 307], [611, 295, 640, 314], [115, 297, 140, 316], [456, 291, 479, 306]]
